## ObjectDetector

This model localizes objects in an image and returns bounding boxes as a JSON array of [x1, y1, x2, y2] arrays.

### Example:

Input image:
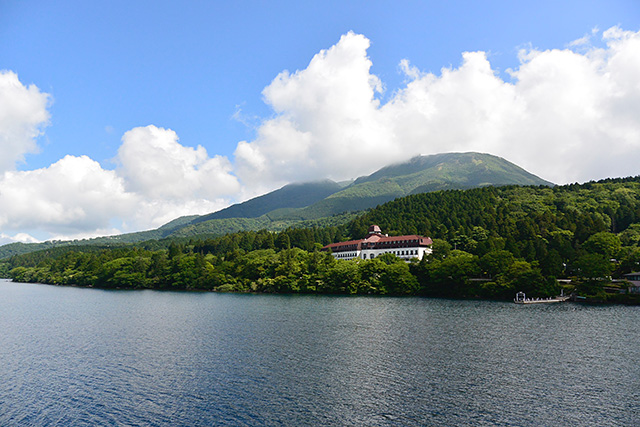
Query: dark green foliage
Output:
[[0, 262, 10, 278], [5, 245, 420, 296]]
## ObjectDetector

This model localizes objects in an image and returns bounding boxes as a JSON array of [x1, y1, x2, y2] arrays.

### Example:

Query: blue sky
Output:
[[1, 0, 640, 243]]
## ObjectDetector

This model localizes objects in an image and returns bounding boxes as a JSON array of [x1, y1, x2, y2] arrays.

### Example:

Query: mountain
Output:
[[0, 152, 552, 259], [268, 152, 553, 220], [193, 180, 346, 222], [354, 152, 552, 190]]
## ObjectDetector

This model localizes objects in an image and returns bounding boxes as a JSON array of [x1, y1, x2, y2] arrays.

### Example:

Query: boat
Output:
[[513, 290, 570, 304]]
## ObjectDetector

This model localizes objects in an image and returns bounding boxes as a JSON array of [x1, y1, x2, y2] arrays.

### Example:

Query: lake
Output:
[[0, 279, 638, 426]]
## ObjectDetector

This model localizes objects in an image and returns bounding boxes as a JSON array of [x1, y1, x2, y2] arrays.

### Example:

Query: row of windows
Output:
[[334, 249, 422, 260], [364, 249, 420, 259], [335, 252, 357, 258]]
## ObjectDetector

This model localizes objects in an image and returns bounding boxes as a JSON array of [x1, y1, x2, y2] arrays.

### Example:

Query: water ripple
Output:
[[0, 280, 638, 426]]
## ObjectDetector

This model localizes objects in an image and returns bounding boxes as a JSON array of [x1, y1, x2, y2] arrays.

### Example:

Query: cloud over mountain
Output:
[[234, 32, 391, 195], [235, 27, 640, 191]]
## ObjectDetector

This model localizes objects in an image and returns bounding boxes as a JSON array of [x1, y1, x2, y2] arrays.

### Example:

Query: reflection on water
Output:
[[0, 279, 638, 426]]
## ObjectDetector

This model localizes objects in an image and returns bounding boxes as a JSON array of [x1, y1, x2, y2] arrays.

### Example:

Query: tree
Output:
[[275, 233, 291, 250], [168, 242, 182, 259], [480, 250, 515, 279], [576, 253, 613, 280], [583, 232, 622, 259], [98, 257, 150, 288], [376, 252, 402, 265], [357, 258, 385, 294], [324, 261, 359, 294], [379, 262, 419, 295], [427, 250, 480, 297], [502, 260, 555, 297], [428, 239, 452, 261], [619, 224, 640, 247], [575, 253, 611, 298], [0, 262, 10, 278]]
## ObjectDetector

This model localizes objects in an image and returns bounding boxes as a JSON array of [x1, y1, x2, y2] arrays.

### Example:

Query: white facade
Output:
[[358, 245, 431, 261], [323, 226, 433, 262]]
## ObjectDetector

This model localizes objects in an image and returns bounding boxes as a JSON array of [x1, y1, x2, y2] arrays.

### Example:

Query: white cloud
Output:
[[0, 232, 40, 246], [0, 123, 241, 240], [0, 70, 50, 173], [118, 125, 240, 200], [503, 26, 640, 183], [384, 51, 518, 159], [235, 27, 640, 190], [0, 155, 135, 233], [568, 27, 600, 48], [234, 32, 392, 193], [131, 198, 231, 230]]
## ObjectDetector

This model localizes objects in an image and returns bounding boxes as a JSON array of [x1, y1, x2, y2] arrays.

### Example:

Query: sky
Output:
[[1, 0, 640, 245]]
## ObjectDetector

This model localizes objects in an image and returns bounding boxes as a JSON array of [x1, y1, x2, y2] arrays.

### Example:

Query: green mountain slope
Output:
[[355, 152, 551, 188], [193, 180, 345, 222]]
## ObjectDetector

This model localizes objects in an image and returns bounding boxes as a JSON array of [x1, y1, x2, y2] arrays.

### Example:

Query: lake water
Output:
[[0, 279, 638, 426]]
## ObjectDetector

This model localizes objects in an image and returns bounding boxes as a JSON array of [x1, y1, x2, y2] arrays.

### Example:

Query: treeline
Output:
[[1, 243, 563, 299], [4, 177, 640, 302], [7, 246, 421, 295]]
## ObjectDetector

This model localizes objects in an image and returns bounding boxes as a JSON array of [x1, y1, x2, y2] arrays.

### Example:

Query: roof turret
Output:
[[368, 225, 382, 235]]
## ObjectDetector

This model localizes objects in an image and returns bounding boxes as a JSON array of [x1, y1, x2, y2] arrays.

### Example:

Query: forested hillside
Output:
[[3, 177, 640, 303]]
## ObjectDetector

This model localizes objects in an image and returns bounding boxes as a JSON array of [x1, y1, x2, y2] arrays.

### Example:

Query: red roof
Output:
[[323, 239, 363, 251], [322, 228, 432, 253]]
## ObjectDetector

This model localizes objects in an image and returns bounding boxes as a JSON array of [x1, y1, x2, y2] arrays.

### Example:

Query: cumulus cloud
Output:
[[0, 126, 240, 238], [0, 155, 135, 234], [118, 125, 241, 200], [0, 70, 50, 173], [235, 27, 640, 189], [384, 51, 517, 159], [234, 32, 392, 193], [0, 121, 240, 240]]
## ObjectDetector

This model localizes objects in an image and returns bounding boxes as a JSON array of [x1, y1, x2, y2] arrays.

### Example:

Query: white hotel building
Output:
[[322, 225, 433, 261]]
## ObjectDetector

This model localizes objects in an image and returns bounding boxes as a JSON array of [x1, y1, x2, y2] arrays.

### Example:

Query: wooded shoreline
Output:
[[3, 177, 640, 304]]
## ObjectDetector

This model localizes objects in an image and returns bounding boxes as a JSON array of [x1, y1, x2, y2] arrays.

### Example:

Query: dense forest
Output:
[[3, 177, 640, 303]]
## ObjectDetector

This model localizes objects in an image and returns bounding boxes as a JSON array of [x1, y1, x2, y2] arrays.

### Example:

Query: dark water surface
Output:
[[0, 279, 638, 426]]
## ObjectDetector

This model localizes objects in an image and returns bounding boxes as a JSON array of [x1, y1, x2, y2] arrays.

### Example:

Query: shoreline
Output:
[[3, 278, 639, 305]]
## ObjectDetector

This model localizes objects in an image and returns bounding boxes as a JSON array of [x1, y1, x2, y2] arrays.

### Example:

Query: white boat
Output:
[[514, 290, 569, 304]]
